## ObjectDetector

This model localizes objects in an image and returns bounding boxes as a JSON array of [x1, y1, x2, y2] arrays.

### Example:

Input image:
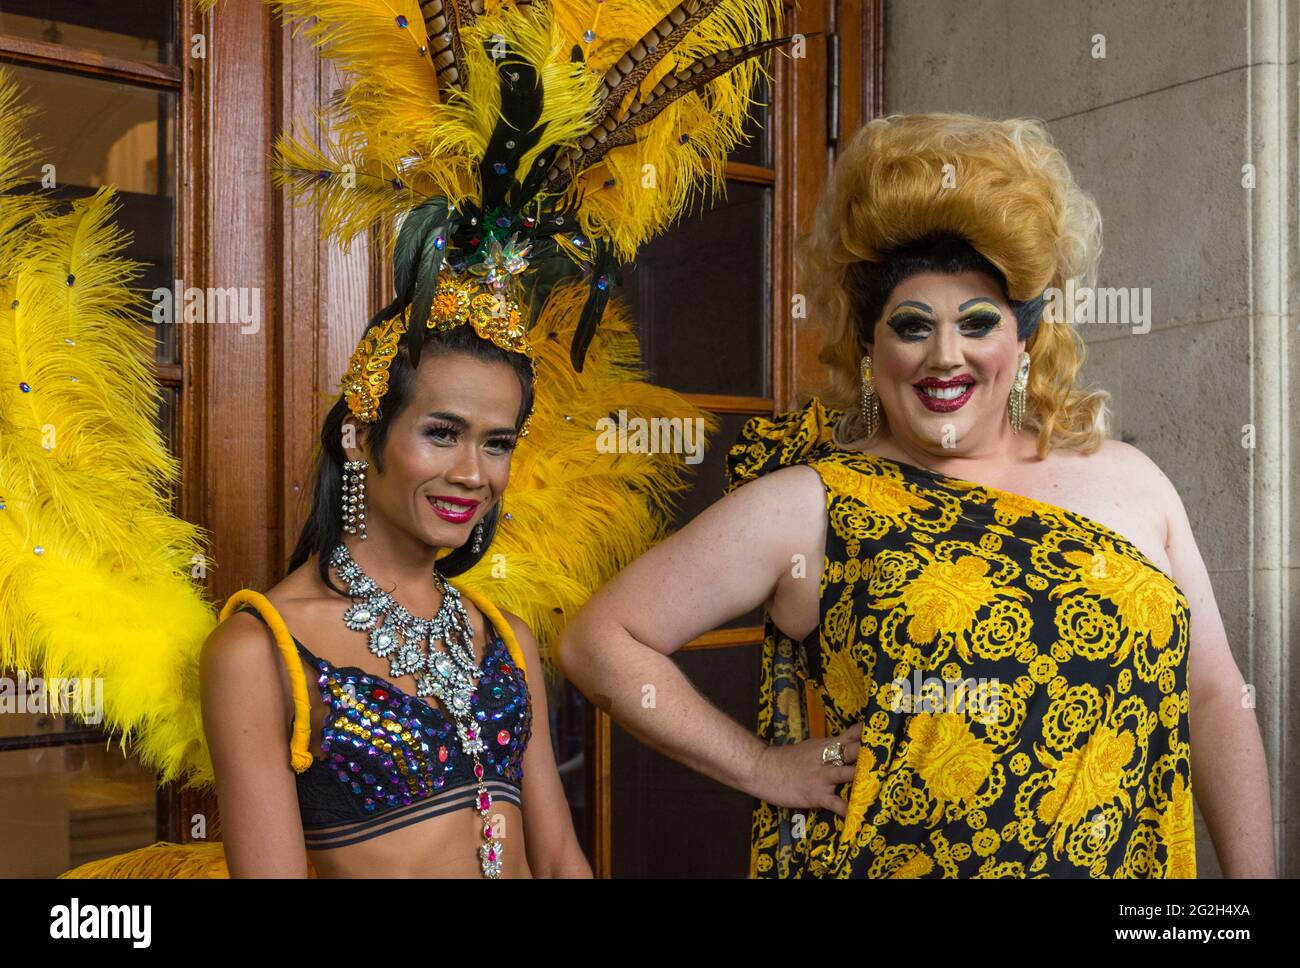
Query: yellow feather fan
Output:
[[0, 68, 215, 789]]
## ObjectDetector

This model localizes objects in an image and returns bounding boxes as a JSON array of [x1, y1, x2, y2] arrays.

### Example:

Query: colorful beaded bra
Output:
[[239, 606, 532, 857]]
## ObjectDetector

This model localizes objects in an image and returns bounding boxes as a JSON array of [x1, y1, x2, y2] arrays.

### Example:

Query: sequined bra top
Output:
[[239, 606, 532, 851]]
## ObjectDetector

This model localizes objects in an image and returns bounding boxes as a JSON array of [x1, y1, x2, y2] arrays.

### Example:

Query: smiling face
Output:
[[867, 270, 1026, 455], [345, 350, 523, 552]]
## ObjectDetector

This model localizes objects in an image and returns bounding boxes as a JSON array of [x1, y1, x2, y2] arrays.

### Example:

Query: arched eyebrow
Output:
[[890, 300, 934, 317], [957, 297, 1002, 312]]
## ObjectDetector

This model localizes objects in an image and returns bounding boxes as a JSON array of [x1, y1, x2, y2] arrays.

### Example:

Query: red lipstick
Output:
[[427, 494, 479, 524], [913, 375, 975, 413]]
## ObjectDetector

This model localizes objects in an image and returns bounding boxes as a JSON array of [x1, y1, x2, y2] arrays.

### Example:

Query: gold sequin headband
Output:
[[341, 268, 535, 434]]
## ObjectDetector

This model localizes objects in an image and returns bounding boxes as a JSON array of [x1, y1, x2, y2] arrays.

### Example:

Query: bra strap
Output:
[[449, 581, 528, 683], [218, 590, 314, 774]]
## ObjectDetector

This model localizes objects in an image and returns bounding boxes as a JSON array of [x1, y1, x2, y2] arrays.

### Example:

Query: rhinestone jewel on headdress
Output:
[[329, 543, 502, 876], [340, 265, 534, 429]]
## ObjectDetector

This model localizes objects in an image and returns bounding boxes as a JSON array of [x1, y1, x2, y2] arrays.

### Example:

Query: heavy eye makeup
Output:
[[884, 300, 1004, 341], [422, 420, 518, 453]]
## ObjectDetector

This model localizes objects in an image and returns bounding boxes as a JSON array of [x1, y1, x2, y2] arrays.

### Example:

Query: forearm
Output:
[[1188, 688, 1275, 877], [534, 840, 593, 878], [560, 616, 767, 797]]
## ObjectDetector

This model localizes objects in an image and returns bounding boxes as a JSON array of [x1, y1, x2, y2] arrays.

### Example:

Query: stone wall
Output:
[[882, 0, 1297, 876]]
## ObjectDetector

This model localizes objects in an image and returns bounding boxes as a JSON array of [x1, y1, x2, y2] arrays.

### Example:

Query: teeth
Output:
[[920, 384, 971, 400], [431, 498, 469, 511]]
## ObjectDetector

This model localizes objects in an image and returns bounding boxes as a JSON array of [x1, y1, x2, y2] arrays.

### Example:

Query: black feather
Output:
[[393, 197, 450, 302], [479, 39, 544, 213], [569, 239, 616, 371], [391, 196, 454, 368], [406, 228, 448, 369]]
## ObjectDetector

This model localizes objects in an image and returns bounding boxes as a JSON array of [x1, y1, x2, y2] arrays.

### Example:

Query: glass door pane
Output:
[[0, 1, 178, 64], [4, 63, 178, 361]]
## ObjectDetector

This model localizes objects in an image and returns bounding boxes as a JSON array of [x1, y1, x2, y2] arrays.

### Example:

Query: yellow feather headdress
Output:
[[271, 0, 791, 425]]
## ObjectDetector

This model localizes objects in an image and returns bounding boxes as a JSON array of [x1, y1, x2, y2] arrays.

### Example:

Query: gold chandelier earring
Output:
[[860, 354, 880, 439], [1009, 351, 1030, 431]]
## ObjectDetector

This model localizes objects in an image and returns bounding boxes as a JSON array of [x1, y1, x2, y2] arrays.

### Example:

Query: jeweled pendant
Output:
[[458, 722, 486, 755], [396, 642, 426, 676], [448, 692, 470, 716], [343, 603, 377, 630], [433, 653, 454, 679], [480, 840, 503, 878], [369, 625, 401, 657]]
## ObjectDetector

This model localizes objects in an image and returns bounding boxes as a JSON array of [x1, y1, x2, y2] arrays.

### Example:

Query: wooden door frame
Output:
[[161, 0, 379, 843]]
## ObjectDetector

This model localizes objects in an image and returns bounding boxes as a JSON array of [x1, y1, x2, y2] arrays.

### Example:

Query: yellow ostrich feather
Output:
[[0, 68, 216, 789], [273, 1, 604, 247], [0, 75, 42, 271], [457, 281, 718, 672], [60, 841, 318, 878], [268, 0, 784, 261]]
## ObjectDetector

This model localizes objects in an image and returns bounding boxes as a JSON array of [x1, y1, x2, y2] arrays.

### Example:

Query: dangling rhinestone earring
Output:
[[1009, 351, 1030, 431], [470, 522, 484, 554], [860, 354, 880, 439], [342, 459, 368, 540]]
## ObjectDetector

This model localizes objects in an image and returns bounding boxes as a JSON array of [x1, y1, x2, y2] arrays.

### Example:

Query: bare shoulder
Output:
[[728, 462, 828, 514], [199, 609, 292, 719], [499, 608, 535, 644], [496, 608, 542, 676], [720, 463, 828, 559], [202, 610, 277, 677], [497, 608, 538, 652], [1093, 439, 1180, 498], [1080, 438, 1184, 540]]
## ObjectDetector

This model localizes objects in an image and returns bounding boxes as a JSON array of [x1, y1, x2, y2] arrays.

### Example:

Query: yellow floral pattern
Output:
[[725, 398, 1195, 878]]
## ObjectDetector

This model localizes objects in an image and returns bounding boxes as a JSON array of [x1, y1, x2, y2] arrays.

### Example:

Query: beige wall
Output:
[[883, 0, 1297, 876]]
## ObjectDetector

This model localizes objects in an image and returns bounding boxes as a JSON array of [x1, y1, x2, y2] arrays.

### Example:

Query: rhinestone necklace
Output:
[[329, 543, 504, 877]]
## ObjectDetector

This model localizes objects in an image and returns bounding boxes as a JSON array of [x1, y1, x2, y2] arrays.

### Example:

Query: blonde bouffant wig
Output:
[[801, 113, 1111, 456]]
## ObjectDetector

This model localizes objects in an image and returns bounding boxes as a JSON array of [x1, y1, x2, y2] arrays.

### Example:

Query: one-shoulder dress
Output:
[[725, 398, 1196, 878]]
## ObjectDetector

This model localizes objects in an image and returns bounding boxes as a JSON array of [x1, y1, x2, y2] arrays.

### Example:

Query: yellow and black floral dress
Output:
[[725, 398, 1195, 878]]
